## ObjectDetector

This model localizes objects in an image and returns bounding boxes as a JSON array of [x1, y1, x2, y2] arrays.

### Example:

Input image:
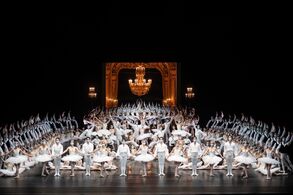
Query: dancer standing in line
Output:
[[134, 140, 154, 177], [167, 144, 187, 177], [234, 142, 256, 178], [61, 140, 83, 176], [82, 137, 94, 176], [224, 135, 236, 176], [5, 142, 30, 178], [51, 138, 63, 176], [116, 140, 131, 176], [202, 142, 222, 177], [35, 140, 52, 176], [93, 144, 113, 177], [188, 137, 201, 176], [258, 146, 280, 179], [154, 137, 169, 176]]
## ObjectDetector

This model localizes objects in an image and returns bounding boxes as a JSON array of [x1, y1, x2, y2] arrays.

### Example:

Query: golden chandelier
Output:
[[128, 65, 152, 96]]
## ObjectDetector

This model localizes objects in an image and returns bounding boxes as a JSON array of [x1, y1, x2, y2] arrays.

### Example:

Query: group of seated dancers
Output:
[[1, 102, 293, 180]]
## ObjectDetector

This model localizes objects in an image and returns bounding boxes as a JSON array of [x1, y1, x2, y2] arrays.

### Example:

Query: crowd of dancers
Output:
[[1, 102, 293, 180]]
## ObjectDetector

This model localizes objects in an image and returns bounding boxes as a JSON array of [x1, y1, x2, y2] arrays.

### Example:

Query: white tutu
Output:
[[5, 155, 28, 164], [258, 157, 279, 165], [0, 168, 16, 176], [134, 154, 154, 162], [93, 156, 113, 163], [97, 129, 112, 137], [202, 154, 222, 165], [171, 130, 190, 137], [167, 155, 187, 163], [62, 154, 83, 162], [136, 133, 152, 141], [122, 129, 132, 135], [235, 156, 256, 164], [256, 166, 280, 175], [35, 154, 52, 162]]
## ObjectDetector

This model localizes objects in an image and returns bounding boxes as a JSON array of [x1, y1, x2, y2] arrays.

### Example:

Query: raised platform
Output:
[[1, 160, 292, 194]]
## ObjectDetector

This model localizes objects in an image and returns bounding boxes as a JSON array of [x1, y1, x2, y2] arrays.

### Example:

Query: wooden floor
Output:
[[1, 160, 292, 194]]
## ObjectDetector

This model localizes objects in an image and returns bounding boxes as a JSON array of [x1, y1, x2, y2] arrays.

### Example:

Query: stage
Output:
[[0, 160, 292, 194]]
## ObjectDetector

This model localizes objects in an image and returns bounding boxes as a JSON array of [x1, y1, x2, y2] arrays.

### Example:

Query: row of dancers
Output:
[[0, 133, 283, 180], [0, 102, 292, 180]]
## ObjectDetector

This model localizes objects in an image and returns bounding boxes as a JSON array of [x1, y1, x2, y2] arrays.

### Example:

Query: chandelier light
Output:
[[128, 65, 152, 96], [185, 87, 195, 98], [88, 87, 97, 98]]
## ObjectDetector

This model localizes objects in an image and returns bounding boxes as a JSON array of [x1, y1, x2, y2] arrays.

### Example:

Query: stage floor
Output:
[[0, 160, 292, 194]]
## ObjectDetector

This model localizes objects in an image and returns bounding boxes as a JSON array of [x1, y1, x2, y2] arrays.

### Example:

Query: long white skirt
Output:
[[93, 156, 113, 163], [258, 157, 279, 165], [235, 155, 256, 164], [136, 133, 152, 141], [167, 155, 187, 163], [202, 155, 222, 165]]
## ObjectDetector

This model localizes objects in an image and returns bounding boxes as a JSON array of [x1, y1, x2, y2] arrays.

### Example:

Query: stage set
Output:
[[1, 63, 293, 194]]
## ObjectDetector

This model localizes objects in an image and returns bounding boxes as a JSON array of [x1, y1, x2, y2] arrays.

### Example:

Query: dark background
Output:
[[0, 10, 291, 130]]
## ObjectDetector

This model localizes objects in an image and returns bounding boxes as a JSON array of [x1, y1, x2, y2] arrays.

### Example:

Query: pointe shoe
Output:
[[243, 175, 248, 179], [175, 174, 180, 177], [142, 174, 147, 177], [100, 174, 104, 178], [266, 177, 271, 180], [210, 174, 215, 177], [41, 174, 46, 177], [14, 175, 20, 179], [70, 174, 75, 177]]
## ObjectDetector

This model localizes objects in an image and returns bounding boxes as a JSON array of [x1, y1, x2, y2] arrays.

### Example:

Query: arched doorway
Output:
[[105, 62, 177, 108]]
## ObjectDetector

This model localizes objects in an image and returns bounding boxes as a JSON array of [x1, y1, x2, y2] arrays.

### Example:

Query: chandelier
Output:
[[128, 65, 152, 96], [88, 87, 97, 98], [185, 87, 195, 98]]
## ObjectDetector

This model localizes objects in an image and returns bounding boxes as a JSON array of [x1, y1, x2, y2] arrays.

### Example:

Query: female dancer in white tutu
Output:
[[202, 141, 222, 176], [35, 140, 52, 176], [134, 140, 154, 177], [61, 140, 83, 176], [258, 146, 280, 179], [167, 144, 187, 177], [93, 144, 113, 177], [234, 142, 256, 178], [5, 142, 30, 178]]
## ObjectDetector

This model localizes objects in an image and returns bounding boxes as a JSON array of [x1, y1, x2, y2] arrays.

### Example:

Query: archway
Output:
[[105, 62, 177, 108]]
